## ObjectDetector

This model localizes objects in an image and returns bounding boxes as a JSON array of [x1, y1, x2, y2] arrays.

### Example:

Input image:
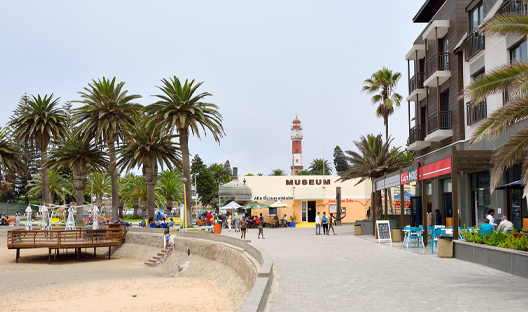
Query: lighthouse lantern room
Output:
[[291, 117, 303, 175]]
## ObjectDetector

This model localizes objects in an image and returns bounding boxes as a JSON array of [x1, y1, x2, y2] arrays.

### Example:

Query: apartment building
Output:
[[375, 0, 528, 237]]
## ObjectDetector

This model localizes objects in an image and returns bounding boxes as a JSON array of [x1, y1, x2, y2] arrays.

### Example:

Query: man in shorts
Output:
[[240, 217, 247, 239], [258, 213, 265, 239], [164, 226, 170, 248]]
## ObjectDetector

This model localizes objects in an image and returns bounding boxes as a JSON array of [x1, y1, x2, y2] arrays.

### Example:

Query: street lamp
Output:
[[182, 177, 187, 229], [194, 173, 199, 218]]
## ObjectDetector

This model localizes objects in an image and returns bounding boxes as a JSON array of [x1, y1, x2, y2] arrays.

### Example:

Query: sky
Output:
[[0, 0, 427, 176]]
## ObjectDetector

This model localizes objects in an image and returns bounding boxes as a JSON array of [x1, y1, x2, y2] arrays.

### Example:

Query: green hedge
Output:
[[461, 229, 528, 252]]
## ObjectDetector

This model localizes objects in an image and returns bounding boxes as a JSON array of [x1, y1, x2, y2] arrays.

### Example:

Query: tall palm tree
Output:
[[27, 170, 73, 205], [156, 169, 183, 212], [117, 116, 182, 219], [466, 8, 528, 195], [121, 174, 162, 218], [309, 158, 333, 175], [8, 94, 68, 205], [86, 171, 112, 209], [46, 133, 108, 224], [338, 134, 408, 218], [0, 127, 27, 180], [362, 68, 403, 141], [269, 169, 286, 176], [145, 77, 224, 225], [72, 77, 142, 219]]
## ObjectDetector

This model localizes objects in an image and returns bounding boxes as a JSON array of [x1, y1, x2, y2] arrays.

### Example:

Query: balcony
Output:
[[408, 125, 430, 151], [500, 0, 528, 15], [464, 31, 485, 61], [422, 20, 450, 41], [424, 52, 451, 87], [425, 111, 452, 142], [406, 72, 426, 102], [467, 99, 487, 126]]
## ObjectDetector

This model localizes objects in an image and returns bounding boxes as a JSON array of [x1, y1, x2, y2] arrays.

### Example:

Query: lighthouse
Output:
[[291, 116, 303, 175]]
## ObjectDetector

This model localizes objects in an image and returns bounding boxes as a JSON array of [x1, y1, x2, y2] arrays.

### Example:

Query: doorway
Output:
[[308, 201, 316, 222], [411, 196, 422, 227]]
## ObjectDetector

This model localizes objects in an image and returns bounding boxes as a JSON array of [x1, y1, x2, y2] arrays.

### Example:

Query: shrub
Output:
[[461, 228, 528, 252]]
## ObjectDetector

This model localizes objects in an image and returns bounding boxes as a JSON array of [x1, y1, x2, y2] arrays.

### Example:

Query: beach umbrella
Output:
[[495, 180, 523, 190], [394, 191, 414, 200], [221, 201, 243, 210], [243, 201, 270, 209], [270, 200, 290, 218]]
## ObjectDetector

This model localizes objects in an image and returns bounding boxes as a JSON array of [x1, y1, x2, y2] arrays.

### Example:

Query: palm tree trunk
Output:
[[133, 199, 138, 219], [179, 128, 192, 227], [107, 140, 119, 220], [375, 190, 383, 218], [96, 195, 102, 208], [167, 199, 173, 211], [385, 117, 389, 143], [76, 189, 85, 226], [146, 183, 156, 218], [143, 161, 158, 220], [41, 149, 49, 205]]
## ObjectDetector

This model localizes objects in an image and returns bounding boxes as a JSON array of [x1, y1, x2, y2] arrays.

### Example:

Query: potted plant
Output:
[[289, 215, 296, 227]]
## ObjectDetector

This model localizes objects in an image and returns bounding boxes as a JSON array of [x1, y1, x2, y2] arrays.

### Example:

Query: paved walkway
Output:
[[221, 225, 528, 311]]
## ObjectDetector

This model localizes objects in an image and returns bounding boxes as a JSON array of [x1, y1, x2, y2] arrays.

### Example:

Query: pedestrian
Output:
[[234, 213, 240, 232], [497, 215, 514, 233], [427, 209, 433, 227], [15, 211, 21, 226], [258, 213, 265, 239], [164, 226, 171, 248], [435, 209, 442, 225], [486, 209, 497, 227], [322, 212, 328, 235], [328, 213, 336, 235], [206, 211, 213, 231], [366, 207, 371, 220], [315, 212, 321, 235], [240, 217, 247, 239], [227, 214, 232, 231]]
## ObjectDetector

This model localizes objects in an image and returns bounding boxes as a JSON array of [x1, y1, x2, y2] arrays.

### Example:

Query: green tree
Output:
[[156, 169, 183, 212], [121, 174, 162, 218], [338, 134, 408, 218], [146, 77, 225, 225], [209, 163, 232, 186], [11, 143, 40, 204], [333, 145, 349, 173], [86, 171, 111, 209], [245, 173, 255, 176], [0, 127, 27, 182], [72, 77, 142, 219], [297, 170, 311, 175], [465, 9, 528, 193], [117, 116, 182, 219], [309, 158, 333, 175], [191, 155, 217, 207], [224, 160, 232, 176], [362, 68, 403, 141], [269, 169, 286, 176], [8, 93, 68, 205], [45, 133, 108, 224], [0, 181, 16, 202], [27, 170, 73, 205]]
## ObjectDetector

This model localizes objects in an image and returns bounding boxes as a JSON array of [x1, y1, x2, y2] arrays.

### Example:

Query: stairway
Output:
[[144, 244, 173, 267]]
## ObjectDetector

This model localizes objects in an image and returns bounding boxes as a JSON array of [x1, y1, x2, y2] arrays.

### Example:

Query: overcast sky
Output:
[[0, 0, 426, 176]]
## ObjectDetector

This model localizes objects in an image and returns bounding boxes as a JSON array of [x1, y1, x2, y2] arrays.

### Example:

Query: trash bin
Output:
[[437, 235, 453, 258], [391, 228, 401, 242], [354, 224, 361, 235], [213, 223, 222, 234]]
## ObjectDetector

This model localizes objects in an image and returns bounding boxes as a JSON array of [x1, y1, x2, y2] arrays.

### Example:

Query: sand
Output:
[[0, 236, 247, 312]]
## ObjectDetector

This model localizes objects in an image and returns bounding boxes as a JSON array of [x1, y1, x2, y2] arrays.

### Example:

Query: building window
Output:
[[295, 159, 298, 163], [510, 41, 527, 63], [296, 149, 298, 153], [268, 208, 277, 216], [470, 4, 483, 32]]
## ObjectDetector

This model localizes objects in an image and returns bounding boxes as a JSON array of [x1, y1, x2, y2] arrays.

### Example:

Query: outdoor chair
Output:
[[408, 226, 424, 248], [430, 228, 446, 254]]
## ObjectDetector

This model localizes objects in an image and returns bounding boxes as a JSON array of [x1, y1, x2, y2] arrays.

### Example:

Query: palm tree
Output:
[[309, 158, 333, 175], [156, 169, 183, 212], [209, 163, 231, 186], [297, 170, 311, 175], [466, 10, 528, 194], [86, 171, 112, 209], [269, 169, 286, 176], [46, 133, 108, 224], [145, 77, 224, 225], [72, 77, 142, 219], [362, 68, 403, 141], [8, 94, 68, 205], [117, 116, 182, 219], [0, 127, 27, 180], [121, 174, 162, 218], [338, 134, 408, 218], [27, 170, 73, 205]]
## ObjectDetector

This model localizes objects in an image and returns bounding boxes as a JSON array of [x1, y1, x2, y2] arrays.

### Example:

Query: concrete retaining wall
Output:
[[454, 240, 528, 278]]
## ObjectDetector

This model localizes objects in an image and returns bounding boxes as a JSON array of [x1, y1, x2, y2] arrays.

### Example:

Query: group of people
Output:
[[315, 212, 336, 235], [480, 209, 515, 235], [146, 216, 174, 228]]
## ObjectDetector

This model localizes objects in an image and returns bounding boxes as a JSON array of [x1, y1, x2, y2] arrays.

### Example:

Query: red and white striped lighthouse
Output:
[[291, 116, 303, 175]]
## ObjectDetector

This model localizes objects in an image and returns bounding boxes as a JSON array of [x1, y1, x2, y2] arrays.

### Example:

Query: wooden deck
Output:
[[7, 228, 126, 264]]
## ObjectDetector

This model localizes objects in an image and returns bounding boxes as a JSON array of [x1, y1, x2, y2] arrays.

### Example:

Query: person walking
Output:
[[227, 214, 232, 231], [234, 213, 240, 232], [328, 213, 336, 235], [322, 212, 328, 235], [240, 217, 247, 239], [366, 208, 371, 220], [315, 212, 321, 235], [258, 213, 265, 239], [15, 211, 21, 226], [435, 209, 442, 225]]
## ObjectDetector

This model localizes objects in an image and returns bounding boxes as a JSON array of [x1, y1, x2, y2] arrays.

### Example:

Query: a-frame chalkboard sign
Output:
[[376, 220, 391, 243]]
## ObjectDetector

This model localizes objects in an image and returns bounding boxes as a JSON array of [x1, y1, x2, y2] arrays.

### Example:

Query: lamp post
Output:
[[194, 173, 199, 218], [182, 177, 187, 229]]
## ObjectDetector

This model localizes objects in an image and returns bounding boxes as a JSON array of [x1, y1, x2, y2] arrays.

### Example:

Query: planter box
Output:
[[354, 225, 361, 235], [356, 220, 397, 235], [391, 229, 401, 242], [454, 240, 528, 279], [289, 222, 296, 228]]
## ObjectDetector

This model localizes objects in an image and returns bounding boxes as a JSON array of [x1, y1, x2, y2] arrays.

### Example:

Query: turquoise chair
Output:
[[409, 225, 424, 248]]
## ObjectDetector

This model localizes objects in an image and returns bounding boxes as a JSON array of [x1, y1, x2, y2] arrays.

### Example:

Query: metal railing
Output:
[[465, 31, 485, 61], [409, 124, 427, 144], [426, 52, 450, 79], [500, 0, 528, 15], [408, 72, 425, 94], [427, 111, 452, 135], [467, 99, 487, 125]]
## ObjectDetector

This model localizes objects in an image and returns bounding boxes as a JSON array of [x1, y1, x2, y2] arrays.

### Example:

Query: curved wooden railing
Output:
[[7, 228, 125, 249]]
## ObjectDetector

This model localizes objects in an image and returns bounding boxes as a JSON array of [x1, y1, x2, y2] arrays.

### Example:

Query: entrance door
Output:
[[411, 196, 422, 227], [473, 190, 490, 227], [301, 201, 307, 222], [444, 193, 453, 219], [511, 189, 522, 231], [308, 201, 316, 222]]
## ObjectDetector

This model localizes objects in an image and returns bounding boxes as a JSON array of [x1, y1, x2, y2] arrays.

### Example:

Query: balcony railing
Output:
[[467, 99, 487, 125], [500, 0, 528, 15], [409, 124, 427, 144], [464, 31, 485, 61], [426, 52, 449, 79], [408, 72, 425, 94], [427, 111, 452, 135]]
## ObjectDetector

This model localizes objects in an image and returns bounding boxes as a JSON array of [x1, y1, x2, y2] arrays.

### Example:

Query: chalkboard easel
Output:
[[376, 220, 392, 243]]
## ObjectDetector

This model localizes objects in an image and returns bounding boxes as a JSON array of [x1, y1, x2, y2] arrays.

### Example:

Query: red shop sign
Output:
[[422, 157, 451, 180], [400, 171, 408, 185]]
